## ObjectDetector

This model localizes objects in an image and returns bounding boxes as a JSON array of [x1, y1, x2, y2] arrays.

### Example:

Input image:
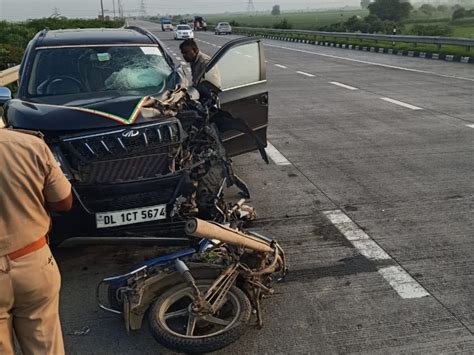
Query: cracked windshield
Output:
[[27, 45, 172, 98]]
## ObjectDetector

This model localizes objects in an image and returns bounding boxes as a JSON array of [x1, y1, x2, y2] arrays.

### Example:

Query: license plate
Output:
[[96, 204, 166, 228]]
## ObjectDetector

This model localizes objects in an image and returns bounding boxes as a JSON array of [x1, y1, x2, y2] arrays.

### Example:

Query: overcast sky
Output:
[[0, 0, 361, 21]]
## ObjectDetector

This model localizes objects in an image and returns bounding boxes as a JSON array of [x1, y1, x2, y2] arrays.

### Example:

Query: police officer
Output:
[[0, 128, 72, 354]]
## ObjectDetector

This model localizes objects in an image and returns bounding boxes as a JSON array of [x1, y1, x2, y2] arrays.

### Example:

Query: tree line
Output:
[[0, 18, 124, 71]]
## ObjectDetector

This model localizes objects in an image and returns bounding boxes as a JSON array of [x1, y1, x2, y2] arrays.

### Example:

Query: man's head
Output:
[[179, 39, 199, 63]]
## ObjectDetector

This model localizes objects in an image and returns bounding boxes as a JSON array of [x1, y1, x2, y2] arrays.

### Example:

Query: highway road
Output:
[[55, 21, 474, 354]]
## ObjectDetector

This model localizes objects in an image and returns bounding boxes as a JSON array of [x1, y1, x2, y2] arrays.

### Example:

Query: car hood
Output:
[[5, 96, 161, 133]]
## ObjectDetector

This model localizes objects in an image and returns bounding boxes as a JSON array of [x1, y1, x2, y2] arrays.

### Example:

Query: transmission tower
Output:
[[247, 0, 255, 13], [139, 0, 146, 18], [118, 0, 124, 18]]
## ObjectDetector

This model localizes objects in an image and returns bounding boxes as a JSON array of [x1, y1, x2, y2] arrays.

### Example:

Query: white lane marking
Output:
[[235, 51, 242, 55], [324, 210, 430, 299], [245, 55, 253, 58], [379, 266, 430, 299], [296, 71, 315, 77], [180, 61, 186, 65], [381, 97, 423, 110], [265, 44, 474, 83], [324, 210, 391, 260], [265, 141, 291, 166], [466, 124, 474, 128], [186, 68, 192, 72], [275, 64, 287, 69], [329, 81, 358, 90]]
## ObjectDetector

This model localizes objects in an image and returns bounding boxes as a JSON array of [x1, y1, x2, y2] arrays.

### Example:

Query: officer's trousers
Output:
[[0, 244, 64, 355]]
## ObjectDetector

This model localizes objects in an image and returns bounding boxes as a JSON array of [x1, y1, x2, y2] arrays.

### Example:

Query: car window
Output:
[[27, 45, 173, 98], [204, 42, 260, 90], [177, 25, 191, 30]]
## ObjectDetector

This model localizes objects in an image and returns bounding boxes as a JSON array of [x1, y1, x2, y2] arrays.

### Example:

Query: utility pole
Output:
[[112, 0, 116, 18], [100, 0, 105, 19]]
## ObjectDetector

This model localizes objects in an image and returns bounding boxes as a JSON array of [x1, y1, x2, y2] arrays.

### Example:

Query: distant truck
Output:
[[193, 16, 207, 31], [160, 17, 173, 31]]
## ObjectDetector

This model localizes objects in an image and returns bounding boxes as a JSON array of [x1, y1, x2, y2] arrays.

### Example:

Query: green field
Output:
[[204, 9, 369, 30], [204, 9, 474, 39]]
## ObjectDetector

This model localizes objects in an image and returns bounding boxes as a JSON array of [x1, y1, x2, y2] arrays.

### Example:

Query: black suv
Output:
[[1, 27, 268, 246]]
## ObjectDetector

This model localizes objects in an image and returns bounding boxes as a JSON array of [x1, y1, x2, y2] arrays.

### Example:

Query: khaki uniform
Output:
[[0, 129, 71, 355]]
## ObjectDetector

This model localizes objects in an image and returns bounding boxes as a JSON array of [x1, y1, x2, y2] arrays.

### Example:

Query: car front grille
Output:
[[77, 185, 178, 212], [60, 121, 182, 184]]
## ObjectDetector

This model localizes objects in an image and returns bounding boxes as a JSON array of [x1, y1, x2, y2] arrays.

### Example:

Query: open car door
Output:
[[198, 37, 268, 157]]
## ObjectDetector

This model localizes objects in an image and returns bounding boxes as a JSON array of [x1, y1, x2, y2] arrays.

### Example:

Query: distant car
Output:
[[174, 25, 194, 40], [215, 22, 232, 35], [161, 18, 173, 31]]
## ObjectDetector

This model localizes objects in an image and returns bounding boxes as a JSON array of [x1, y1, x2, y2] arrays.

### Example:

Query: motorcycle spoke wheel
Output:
[[148, 279, 252, 353], [158, 286, 240, 338]]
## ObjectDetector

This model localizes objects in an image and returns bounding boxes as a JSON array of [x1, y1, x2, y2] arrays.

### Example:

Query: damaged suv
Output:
[[1, 27, 269, 246]]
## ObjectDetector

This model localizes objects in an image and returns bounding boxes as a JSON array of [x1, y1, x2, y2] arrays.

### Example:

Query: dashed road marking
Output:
[[466, 124, 474, 128], [180, 61, 186, 65], [296, 71, 315, 77], [265, 141, 291, 166], [324, 210, 430, 299], [324, 210, 391, 261], [381, 97, 423, 110], [265, 43, 474, 83], [275, 64, 287, 69], [245, 55, 253, 58], [329, 81, 358, 90], [378, 266, 430, 299]]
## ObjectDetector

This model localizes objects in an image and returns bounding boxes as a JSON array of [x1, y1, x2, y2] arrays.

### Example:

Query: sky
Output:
[[0, 0, 362, 21]]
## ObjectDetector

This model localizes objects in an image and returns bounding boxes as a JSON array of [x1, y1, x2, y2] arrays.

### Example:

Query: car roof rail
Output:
[[125, 25, 157, 44], [34, 28, 50, 46]]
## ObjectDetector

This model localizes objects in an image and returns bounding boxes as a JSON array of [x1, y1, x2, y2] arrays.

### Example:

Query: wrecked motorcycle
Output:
[[97, 200, 286, 353], [97, 85, 286, 353]]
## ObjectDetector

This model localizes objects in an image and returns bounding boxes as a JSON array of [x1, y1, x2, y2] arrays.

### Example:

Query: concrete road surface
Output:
[[55, 21, 474, 354]]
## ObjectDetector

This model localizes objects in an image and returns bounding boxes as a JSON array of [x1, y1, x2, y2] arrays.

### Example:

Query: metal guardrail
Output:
[[0, 65, 20, 86], [233, 27, 474, 50]]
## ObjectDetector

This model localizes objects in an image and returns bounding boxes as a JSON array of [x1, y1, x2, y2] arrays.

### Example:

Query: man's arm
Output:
[[42, 143, 73, 212], [46, 193, 73, 212]]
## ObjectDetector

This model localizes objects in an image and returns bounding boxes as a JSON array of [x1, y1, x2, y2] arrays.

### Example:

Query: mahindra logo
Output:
[[122, 129, 140, 138]]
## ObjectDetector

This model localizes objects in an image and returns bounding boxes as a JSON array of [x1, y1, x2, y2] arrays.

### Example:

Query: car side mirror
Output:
[[0, 87, 12, 105]]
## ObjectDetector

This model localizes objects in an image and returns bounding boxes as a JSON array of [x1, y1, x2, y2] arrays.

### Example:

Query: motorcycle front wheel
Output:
[[148, 279, 252, 353]]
